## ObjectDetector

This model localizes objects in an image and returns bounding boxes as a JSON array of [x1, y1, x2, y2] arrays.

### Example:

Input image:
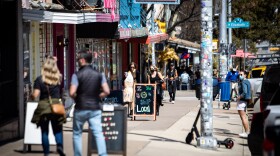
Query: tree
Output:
[[231, 0, 280, 44], [166, 0, 201, 42]]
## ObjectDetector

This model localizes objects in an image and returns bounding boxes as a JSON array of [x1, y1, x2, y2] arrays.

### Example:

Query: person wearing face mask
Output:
[[226, 66, 239, 101], [236, 71, 251, 138], [148, 65, 164, 116]]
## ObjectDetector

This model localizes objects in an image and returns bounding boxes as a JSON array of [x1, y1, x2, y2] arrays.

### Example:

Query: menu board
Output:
[[132, 83, 156, 121], [88, 105, 127, 156], [104, 90, 123, 104]]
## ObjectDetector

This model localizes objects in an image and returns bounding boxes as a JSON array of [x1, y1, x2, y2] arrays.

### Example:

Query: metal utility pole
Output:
[[243, 39, 247, 71], [218, 0, 227, 81], [227, 0, 232, 68], [197, 0, 217, 149], [151, 4, 156, 66]]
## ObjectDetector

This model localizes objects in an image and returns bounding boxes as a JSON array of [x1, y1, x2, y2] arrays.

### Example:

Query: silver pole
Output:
[[151, 5, 156, 66], [228, 0, 232, 68], [197, 0, 217, 149], [218, 0, 228, 82], [243, 39, 247, 71]]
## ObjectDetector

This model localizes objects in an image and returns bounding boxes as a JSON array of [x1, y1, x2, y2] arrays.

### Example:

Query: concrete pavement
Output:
[[0, 90, 251, 156]]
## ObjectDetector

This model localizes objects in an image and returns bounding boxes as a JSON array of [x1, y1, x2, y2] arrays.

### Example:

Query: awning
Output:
[[121, 33, 168, 44], [145, 33, 169, 44], [231, 49, 256, 58], [168, 37, 200, 49], [168, 37, 200, 54], [22, 9, 119, 24]]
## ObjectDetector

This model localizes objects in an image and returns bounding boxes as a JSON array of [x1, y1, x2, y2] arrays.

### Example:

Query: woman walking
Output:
[[148, 65, 164, 116], [31, 56, 66, 156]]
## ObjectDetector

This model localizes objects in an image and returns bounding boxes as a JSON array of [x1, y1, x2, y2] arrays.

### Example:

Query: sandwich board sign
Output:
[[23, 102, 56, 152]]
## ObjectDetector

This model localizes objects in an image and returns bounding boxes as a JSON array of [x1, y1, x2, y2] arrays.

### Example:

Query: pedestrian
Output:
[[166, 63, 178, 104], [30, 56, 66, 156], [194, 68, 201, 80], [236, 70, 251, 138], [148, 65, 164, 116], [69, 50, 110, 156], [226, 66, 239, 100], [129, 62, 140, 83], [123, 70, 134, 116], [180, 70, 190, 90]]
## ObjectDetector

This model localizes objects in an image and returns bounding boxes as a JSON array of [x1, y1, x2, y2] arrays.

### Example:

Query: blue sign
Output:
[[227, 17, 250, 28]]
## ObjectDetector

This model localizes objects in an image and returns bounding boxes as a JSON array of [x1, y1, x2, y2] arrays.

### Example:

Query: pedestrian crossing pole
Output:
[[197, 0, 217, 149]]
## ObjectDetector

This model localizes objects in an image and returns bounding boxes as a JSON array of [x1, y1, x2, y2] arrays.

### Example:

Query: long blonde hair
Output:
[[41, 56, 62, 85]]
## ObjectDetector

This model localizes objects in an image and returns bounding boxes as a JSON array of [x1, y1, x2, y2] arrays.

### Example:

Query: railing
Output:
[[119, 1, 149, 29]]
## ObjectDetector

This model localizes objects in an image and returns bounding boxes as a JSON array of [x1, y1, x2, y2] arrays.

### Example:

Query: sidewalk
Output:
[[0, 90, 251, 156]]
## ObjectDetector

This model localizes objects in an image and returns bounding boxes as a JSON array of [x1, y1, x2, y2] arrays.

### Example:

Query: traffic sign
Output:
[[227, 17, 250, 28]]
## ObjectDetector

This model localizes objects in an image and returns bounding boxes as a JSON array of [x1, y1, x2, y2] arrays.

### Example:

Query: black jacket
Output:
[[75, 65, 102, 110]]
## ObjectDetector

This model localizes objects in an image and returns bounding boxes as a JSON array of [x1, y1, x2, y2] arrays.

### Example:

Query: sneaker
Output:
[[239, 132, 248, 138], [172, 101, 175, 104], [169, 98, 172, 102]]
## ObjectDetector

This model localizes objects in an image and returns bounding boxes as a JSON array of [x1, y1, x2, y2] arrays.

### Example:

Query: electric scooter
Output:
[[185, 109, 234, 149]]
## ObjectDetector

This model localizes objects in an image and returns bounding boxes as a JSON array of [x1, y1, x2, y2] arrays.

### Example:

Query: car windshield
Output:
[[252, 69, 263, 78]]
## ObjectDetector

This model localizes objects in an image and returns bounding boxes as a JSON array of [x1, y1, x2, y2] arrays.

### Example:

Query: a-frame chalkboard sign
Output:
[[132, 83, 156, 121]]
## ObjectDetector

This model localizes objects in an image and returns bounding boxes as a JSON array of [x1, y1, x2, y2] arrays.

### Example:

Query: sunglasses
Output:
[[130, 66, 135, 68]]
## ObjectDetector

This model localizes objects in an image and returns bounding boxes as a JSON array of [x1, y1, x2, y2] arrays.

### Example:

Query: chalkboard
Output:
[[88, 104, 127, 156], [132, 83, 156, 121], [104, 90, 123, 104]]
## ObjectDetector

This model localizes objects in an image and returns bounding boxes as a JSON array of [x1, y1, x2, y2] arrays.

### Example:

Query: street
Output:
[[0, 90, 251, 156]]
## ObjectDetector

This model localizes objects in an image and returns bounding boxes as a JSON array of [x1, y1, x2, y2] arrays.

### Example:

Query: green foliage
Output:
[[232, 0, 280, 44]]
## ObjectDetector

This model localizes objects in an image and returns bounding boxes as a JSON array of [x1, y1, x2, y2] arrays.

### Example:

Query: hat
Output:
[[170, 63, 174, 66]]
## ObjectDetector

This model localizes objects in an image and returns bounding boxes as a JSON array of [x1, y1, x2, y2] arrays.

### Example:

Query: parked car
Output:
[[248, 65, 266, 78], [248, 64, 280, 156], [263, 71, 280, 156]]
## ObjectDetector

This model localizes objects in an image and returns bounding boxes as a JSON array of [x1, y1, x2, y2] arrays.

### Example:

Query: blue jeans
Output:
[[73, 109, 107, 156], [40, 115, 64, 155]]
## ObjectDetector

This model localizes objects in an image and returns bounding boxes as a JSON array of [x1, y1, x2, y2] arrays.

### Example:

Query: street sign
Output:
[[227, 17, 250, 28]]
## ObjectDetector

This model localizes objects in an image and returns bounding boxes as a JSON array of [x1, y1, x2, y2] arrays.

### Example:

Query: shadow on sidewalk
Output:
[[128, 132, 196, 147]]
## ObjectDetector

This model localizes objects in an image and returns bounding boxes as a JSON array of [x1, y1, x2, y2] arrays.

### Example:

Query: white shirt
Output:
[[181, 72, 190, 84]]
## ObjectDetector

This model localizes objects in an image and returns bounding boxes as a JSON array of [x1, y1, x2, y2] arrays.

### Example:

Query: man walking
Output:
[[167, 63, 178, 104], [70, 50, 110, 156]]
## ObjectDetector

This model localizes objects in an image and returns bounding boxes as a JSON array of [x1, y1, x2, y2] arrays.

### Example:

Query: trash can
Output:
[[219, 81, 231, 101]]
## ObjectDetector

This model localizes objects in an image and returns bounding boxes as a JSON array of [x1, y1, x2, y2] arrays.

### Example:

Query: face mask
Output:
[[239, 75, 244, 80]]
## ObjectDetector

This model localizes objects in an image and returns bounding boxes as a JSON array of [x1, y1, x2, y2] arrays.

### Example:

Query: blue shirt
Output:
[[71, 72, 107, 87], [239, 79, 251, 100], [226, 71, 239, 82]]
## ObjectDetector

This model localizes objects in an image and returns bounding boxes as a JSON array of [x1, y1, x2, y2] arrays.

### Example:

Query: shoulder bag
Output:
[[47, 85, 66, 116]]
